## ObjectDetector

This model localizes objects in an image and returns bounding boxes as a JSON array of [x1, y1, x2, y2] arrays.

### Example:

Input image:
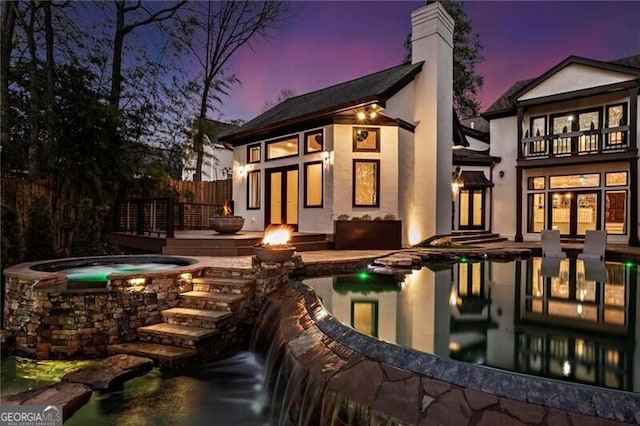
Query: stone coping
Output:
[[290, 280, 640, 424], [2, 255, 255, 289]]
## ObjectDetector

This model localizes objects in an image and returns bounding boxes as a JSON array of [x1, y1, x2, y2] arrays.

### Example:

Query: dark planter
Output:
[[253, 245, 296, 263], [210, 216, 245, 234], [334, 220, 402, 250]]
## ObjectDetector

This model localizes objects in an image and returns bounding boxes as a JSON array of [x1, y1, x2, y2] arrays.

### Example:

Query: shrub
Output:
[[336, 214, 350, 221], [25, 195, 55, 261], [383, 213, 396, 220], [70, 198, 104, 256]]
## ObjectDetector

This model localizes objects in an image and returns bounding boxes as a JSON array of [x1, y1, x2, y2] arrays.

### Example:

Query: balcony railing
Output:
[[115, 198, 231, 237], [521, 126, 630, 159]]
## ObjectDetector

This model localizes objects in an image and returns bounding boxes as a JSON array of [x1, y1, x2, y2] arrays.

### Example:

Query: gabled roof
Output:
[[482, 54, 640, 119], [453, 148, 500, 167], [221, 62, 424, 143]]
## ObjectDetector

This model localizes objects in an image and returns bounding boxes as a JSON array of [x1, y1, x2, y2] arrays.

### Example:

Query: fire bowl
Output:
[[210, 216, 245, 234], [253, 245, 296, 263]]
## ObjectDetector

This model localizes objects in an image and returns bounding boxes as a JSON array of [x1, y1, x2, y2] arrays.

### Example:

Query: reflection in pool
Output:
[[304, 258, 639, 393]]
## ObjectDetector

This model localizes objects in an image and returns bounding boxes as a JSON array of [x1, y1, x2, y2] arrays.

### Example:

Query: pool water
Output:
[[304, 257, 640, 393], [63, 263, 184, 282], [0, 352, 272, 426]]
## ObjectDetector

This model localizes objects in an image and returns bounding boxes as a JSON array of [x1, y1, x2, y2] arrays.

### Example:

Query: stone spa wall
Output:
[[254, 281, 640, 425], [3, 269, 193, 359]]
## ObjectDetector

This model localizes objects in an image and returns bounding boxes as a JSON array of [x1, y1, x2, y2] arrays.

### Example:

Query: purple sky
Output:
[[217, 1, 640, 122]]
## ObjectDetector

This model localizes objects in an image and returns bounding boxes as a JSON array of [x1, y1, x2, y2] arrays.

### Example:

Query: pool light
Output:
[[357, 271, 370, 281]]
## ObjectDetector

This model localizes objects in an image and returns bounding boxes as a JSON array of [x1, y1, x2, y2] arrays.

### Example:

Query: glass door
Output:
[[549, 191, 598, 237], [459, 189, 485, 230], [266, 166, 298, 230]]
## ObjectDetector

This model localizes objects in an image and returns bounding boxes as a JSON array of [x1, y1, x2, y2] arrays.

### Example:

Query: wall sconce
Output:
[[499, 170, 505, 178], [321, 151, 331, 164], [238, 165, 246, 176], [451, 167, 464, 194]]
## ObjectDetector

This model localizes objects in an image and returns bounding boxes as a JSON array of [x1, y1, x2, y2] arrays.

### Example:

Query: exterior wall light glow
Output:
[[322, 151, 331, 164], [238, 165, 246, 176], [357, 111, 366, 121], [128, 277, 146, 285]]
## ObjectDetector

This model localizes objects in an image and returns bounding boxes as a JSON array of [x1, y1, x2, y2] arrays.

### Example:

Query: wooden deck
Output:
[[107, 230, 333, 256]]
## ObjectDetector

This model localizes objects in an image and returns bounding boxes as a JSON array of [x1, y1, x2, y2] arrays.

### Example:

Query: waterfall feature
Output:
[[251, 284, 405, 426]]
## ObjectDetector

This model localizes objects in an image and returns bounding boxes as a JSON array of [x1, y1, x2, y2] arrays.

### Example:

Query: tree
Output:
[[262, 88, 295, 113], [24, 195, 55, 261], [180, 1, 289, 181], [0, 2, 17, 152], [404, 0, 484, 118]]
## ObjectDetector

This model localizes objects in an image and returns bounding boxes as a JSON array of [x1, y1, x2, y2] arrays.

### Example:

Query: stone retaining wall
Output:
[[3, 256, 298, 360], [254, 281, 640, 425], [2, 273, 189, 359]]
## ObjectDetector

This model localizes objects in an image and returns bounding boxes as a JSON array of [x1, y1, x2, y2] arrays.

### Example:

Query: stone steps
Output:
[[161, 307, 232, 329], [137, 323, 219, 348], [192, 277, 254, 295], [179, 291, 247, 312], [108, 342, 197, 364]]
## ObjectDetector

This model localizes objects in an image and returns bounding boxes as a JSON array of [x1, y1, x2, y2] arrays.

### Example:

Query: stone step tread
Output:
[[180, 291, 246, 303], [137, 323, 219, 340], [192, 277, 255, 287], [162, 307, 232, 321], [450, 233, 501, 241], [108, 342, 197, 361]]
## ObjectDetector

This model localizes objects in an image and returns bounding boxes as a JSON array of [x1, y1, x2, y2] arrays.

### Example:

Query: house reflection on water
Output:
[[304, 258, 639, 393]]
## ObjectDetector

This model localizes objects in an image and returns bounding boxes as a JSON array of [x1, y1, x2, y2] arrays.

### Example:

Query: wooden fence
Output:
[[170, 180, 232, 204], [1, 178, 233, 227]]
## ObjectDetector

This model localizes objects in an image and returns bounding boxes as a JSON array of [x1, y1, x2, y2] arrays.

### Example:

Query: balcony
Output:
[[521, 126, 630, 159]]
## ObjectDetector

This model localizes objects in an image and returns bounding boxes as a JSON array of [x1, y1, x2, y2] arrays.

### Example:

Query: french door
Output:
[[265, 165, 298, 230], [459, 189, 485, 230], [549, 191, 599, 237]]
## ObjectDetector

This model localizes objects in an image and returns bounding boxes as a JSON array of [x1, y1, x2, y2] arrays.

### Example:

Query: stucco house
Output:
[[484, 55, 640, 246], [182, 118, 236, 181], [220, 2, 455, 246]]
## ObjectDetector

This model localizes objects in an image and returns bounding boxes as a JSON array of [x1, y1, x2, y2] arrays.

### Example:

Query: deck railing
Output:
[[521, 126, 629, 159], [115, 198, 232, 237]]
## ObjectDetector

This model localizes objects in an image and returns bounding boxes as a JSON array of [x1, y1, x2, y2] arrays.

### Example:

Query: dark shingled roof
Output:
[[453, 149, 500, 166], [221, 62, 424, 142], [482, 54, 640, 119]]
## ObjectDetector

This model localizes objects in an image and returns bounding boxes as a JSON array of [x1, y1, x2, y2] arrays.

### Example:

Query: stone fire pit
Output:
[[253, 245, 296, 263], [210, 216, 244, 234]]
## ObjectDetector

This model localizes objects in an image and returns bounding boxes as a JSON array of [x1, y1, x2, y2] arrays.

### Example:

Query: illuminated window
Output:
[[353, 160, 379, 207], [247, 144, 261, 163], [527, 193, 545, 232], [353, 127, 380, 152], [247, 171, 260, 209], [528, 177, 545, 190], [549, 174, 599, 189], [304, 130, 323, 154], [605, 190, 626, 235], [266, 136, 298, 160], [351, 301, 378, 337], [605, 172, 627, 187], [529, 116, 546, 138], [304, 161, 323, 208]]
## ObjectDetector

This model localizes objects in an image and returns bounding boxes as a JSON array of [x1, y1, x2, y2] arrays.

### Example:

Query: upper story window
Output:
[[266, 135, 298, 160], [528, 116, 546, 138], [353, 127, 380, 152], [605, 103, 627, 146], [304, 130, 323, 154], [247, 144, 261, 163]]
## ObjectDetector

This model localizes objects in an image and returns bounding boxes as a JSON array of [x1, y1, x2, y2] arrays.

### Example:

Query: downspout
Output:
[[489, 161, 495, 232]]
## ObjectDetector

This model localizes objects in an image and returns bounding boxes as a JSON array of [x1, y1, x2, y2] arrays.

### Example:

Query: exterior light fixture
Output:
[[128, 277, 145, 286], [321, 150, 330, 164], [238, 165, 246, 176], [357, 111, 367, 121]]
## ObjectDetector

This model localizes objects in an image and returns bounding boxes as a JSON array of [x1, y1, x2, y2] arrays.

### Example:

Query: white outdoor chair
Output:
[[578, 230, 607, 261], [540, 256, 562, 277], [541, 230, 566, 258]]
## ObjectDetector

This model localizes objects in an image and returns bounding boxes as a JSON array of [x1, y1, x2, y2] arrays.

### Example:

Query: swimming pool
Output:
[[304, 257, 639, 393]]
